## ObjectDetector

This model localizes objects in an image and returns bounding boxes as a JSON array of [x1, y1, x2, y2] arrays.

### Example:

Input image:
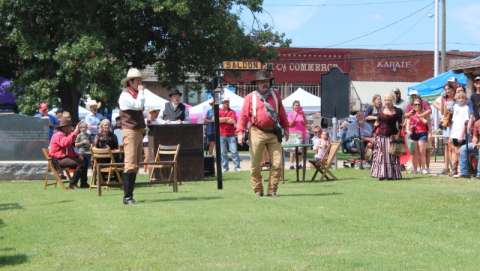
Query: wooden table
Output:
[[148, 124, 204, 181], [281, 143, 313, 182]]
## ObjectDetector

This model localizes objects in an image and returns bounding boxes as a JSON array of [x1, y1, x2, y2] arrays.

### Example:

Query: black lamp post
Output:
[[213, 69, 224, 190]]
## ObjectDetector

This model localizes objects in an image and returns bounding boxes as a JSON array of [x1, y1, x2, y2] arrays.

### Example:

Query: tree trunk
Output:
[[59, 87, 80, 124]]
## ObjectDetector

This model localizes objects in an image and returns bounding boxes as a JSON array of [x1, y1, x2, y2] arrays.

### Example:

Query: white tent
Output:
[[188, 88, 244, 123], [282, 88, 321, 113], [144, 88, 168, 111]]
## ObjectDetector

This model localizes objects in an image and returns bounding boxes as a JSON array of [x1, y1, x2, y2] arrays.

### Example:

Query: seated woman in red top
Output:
[[48, 119, 89, 189], [407, 97, 429, 174]]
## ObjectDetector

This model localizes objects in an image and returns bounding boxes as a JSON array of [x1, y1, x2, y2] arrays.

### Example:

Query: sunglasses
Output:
[[413, 103, 421, 106]]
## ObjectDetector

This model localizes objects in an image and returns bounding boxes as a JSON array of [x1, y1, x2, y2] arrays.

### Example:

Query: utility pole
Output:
[[441, 0, 447, 72], [434, 0, 439, 76]]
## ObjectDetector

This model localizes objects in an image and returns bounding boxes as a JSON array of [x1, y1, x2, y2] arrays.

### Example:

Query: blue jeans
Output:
[[220, 136, 240, 170], [459, 143, 480, 176]]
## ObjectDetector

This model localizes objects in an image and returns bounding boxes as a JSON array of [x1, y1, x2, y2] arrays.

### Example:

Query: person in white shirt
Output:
[[118, 68, 146, 205], [84, 100, 104, 139], [449, 92, 473, 176]]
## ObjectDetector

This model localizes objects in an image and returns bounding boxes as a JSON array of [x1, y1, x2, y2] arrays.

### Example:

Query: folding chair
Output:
[[90, 147, 123, 189], [41, 148, 73, 190], [309, 141, 341, 181], [149, 144, 180, 192]]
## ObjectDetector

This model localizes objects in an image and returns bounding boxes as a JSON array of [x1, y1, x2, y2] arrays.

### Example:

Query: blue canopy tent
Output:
[[407, 71, 467, 100]]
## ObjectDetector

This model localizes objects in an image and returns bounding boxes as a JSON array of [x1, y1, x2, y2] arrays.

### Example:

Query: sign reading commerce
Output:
[[222, 61, 264, 70]]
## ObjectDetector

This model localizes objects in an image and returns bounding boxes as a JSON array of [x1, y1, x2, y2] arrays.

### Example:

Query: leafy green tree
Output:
[[0, 0, 290, 121]]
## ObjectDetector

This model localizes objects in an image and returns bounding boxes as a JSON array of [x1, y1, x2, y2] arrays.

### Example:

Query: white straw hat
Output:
[[121, 68, 145, 87], [86, 99, 101, 109]]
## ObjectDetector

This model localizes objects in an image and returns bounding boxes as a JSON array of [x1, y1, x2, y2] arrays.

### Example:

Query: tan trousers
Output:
[[249, 126, 283, 193], [123, 128, 144, 173]]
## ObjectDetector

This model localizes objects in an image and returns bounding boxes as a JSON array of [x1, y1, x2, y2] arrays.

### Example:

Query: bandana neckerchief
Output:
[[127, 86, 138, 99]]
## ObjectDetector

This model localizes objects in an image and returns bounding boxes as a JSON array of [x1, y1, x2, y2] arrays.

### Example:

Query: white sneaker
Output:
[[222, 168, 229, 172], [234, 168, 241, 172], [421, 169, 429, 175]]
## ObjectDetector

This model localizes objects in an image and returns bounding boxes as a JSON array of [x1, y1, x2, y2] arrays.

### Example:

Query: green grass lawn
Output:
[[1, 170, 480, 270]]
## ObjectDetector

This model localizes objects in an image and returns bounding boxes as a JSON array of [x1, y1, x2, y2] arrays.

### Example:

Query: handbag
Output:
[[389, 138, 405, 156], [440, 111, 452, 128]]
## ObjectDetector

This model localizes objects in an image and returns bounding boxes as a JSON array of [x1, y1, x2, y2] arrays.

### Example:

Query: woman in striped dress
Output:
[[371, 93, 404, 180]]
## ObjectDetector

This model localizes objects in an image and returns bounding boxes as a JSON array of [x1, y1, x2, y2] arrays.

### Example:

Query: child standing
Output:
[[75, 121, 91, 168], [450, 92, 472, 176], [314, 131, 331, 161]]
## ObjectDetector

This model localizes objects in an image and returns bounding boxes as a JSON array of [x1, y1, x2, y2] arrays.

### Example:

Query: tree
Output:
[[0, 0, 290, 121]]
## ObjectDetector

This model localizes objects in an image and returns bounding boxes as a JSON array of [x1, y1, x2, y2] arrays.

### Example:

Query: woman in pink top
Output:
[[287, 100, 308, 169]]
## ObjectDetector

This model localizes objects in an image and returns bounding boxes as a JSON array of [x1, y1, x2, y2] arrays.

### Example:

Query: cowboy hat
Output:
[[121, 68, 145, 87], [254, 70, 273, 81], [168, 89, 183, 97], [86, 99, 101, 109], [56, 119, 73, 129]]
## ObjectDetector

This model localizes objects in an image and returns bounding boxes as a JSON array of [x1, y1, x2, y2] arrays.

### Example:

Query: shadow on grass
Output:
[[98, 189, 182, 197], [40, 200, 74, 206], [286, 178, 348, 184], [138, 196, 223, 203], [0, 254, 28, 267], [280, 192, 342, 197], [0, 203, 22, 211]]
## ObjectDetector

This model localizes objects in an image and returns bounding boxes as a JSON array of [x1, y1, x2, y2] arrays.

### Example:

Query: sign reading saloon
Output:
[[222, 61, 264, 70]]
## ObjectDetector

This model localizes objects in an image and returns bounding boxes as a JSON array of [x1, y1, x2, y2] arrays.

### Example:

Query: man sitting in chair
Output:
[[342, 112, 374, 154], [49, 119, 89, 189]]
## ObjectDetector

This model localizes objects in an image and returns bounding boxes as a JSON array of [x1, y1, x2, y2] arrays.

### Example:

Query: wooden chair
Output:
[[309, 141, 341, 181], [90, 147, 123, 189], [41, 148, 73, 190], [149, 144, 180, 192]]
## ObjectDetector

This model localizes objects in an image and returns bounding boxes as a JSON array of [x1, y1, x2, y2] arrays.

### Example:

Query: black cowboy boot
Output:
[[122, 172, 135, 205], [79, 162, 90, 188], [129, 173, 137, 204]]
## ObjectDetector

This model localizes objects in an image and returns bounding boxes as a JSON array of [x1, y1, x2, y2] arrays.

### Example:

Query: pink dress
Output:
[[288, 109, 308, 142]]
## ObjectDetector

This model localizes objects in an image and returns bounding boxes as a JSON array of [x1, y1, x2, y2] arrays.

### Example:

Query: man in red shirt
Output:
[[219, 98, 240, 172], [237, 71, 289, 197], [48, 119, 89, 189]]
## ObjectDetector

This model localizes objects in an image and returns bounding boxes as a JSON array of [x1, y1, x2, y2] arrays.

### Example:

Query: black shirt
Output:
[[470, 93, 480, 120]]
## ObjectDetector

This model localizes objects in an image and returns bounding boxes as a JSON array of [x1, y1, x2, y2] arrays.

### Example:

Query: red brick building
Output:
[[223, 48, 479, 103]]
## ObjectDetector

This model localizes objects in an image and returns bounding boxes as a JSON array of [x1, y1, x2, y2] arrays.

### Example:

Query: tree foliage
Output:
[[0, 0, 290, 120]]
